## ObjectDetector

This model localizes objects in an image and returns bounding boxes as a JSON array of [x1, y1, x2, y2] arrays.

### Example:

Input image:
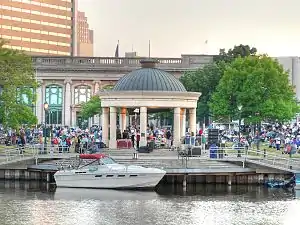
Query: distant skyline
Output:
[[78, 0, 300, 58]]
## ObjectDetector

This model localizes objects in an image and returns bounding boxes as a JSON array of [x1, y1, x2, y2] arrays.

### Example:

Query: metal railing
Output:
[[28, 144, 77, 156], [177, 145, 300, 172], [3, 147, 25, 162], [205, 147, 300, 172], [2, 144, 300, 172], [245, 149, 300, 172]]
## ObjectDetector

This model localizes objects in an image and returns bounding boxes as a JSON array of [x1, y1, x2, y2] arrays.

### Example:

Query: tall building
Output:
[[275, 57, 300, 100], [76, 11, 93, 56], [0, 0, 74, 56]]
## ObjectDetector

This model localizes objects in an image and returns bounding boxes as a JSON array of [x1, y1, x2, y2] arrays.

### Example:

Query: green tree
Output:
[[214, 44, 257, 63], [209, 55, 299, 123], [180, 63, 223, 122], [0, 40, 38, 129], [79, 95, 101, 120], [180, 44, 258, 123]]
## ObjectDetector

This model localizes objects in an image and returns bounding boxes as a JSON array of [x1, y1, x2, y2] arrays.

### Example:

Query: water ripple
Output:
[[0, 182, 299, 225]]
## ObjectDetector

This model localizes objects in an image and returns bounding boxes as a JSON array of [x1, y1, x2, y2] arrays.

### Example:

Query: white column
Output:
[[71, 109, 76, 127], [120, 108, 127, 132], [101, 107, 109, 145], [64, 79, 72, 127], [36, 80, 43, 124], [139, 107, 147, 147], [93, 80, 102, 128], [180, 108, 186, 137], [189, 108, 197, 136], [109, 107, 117, 149], [119, 113, 122, 130], [173, 107, 181, 147]]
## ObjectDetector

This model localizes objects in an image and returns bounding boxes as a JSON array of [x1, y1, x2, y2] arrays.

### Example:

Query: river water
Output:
[[0, 181, 299, 225]]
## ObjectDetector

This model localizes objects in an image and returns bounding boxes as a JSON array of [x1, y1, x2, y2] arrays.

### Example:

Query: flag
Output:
[[114, 40, 119, 58]]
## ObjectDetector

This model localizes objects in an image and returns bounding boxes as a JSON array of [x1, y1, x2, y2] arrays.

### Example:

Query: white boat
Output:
[[54, 153, 166, 189]]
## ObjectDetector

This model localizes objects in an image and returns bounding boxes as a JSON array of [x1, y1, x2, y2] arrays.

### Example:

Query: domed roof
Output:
[[112, 59, 187, 92]]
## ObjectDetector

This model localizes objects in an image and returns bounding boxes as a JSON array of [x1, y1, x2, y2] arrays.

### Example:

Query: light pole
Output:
[[44, 102, 49, 149], [237, 105, 243, 143], [237, 105, 243, 157]]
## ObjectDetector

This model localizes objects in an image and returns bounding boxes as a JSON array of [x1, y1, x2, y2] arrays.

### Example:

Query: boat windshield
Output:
[[101, 157, 117, 165]]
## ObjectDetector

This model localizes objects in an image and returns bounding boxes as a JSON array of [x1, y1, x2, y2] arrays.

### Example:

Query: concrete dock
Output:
[[0, 147, 294, 186]]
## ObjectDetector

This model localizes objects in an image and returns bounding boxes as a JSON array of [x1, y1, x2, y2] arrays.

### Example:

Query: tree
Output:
[[79, 95, 101, 120], [0, 39, 38, 129], [180, 63, 223, 122], [214, 44, 257, 63], [209, 55, 299, 123], [180, 44, 258, 123]]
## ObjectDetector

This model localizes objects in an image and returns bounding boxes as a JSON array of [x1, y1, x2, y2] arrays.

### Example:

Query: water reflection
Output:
[[0, 181, 299, 225], [156, 184, 296, 201], [54, 188, 159, 201]]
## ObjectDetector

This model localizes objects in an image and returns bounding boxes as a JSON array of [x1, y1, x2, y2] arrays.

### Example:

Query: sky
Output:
[[78, 0, 300, 58]]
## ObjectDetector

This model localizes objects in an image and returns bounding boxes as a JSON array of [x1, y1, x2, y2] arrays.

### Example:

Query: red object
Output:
[[199, 129, 203, 135], [79, 154, 106, 159], [117, 139, 132, 149]]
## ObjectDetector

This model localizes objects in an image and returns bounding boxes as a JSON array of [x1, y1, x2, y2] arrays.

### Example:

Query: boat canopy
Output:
[[79, 154, 107, 159]]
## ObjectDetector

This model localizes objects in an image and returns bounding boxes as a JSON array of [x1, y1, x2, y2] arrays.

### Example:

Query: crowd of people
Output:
[[218, 122, 300, 154], [1, 121, 300, 155], [0, 123, 202, 152]]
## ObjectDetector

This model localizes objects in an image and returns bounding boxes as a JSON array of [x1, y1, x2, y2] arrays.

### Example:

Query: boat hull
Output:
[[54, 171, 166, 189]]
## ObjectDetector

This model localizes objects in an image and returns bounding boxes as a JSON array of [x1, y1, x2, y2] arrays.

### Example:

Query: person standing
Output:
[[131, 129, 135, 148], [136, 130, 140, 149]]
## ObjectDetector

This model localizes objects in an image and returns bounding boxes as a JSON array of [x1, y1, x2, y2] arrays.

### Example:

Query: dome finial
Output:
[[140, 59, 159, 68]]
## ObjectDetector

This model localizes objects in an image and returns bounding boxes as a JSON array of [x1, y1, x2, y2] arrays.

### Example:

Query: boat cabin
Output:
[[78, 154, 117, 167]]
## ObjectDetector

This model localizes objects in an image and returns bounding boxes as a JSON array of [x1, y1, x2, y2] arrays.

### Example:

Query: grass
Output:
[[259, 143, 300, 159]]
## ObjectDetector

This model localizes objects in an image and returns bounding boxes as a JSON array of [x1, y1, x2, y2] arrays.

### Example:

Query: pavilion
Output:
[[98, 59, 201, 149]]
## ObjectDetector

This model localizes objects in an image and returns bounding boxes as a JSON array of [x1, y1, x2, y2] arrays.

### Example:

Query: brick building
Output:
[[0, 0, 75, 56]]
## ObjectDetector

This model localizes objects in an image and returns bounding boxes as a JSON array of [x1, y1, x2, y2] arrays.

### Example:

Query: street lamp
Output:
[[237, 105, 243, 143], [237, 105, 243, 157], [44, 102, 49, 148]]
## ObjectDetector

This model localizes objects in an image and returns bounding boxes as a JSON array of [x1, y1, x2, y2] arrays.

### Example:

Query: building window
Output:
[[45, 85, 63, 124], [74, 85, 91, 104]]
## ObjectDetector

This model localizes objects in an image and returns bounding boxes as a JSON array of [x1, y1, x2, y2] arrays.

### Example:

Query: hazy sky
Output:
[[78, 0, 300, 57]]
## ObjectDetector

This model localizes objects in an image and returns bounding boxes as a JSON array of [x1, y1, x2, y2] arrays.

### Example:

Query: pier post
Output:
[[14, 170, 20, 180], [46, 173, 51, 183], [24, 171, 30, 180], [183, 174, 187, 190], [227, 175, 232, 186]]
